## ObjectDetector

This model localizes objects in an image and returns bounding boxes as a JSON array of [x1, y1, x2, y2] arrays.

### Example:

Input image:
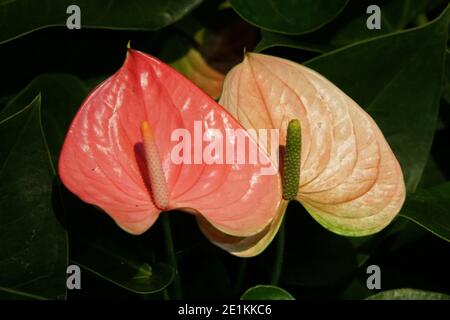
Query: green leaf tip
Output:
[[282, 119, 301, 200], [127, 40, 131, 49]]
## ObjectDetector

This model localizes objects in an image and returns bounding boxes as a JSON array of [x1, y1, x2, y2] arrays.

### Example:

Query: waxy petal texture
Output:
[[59, 49, 282, 237], [219, 53, 406, 236]]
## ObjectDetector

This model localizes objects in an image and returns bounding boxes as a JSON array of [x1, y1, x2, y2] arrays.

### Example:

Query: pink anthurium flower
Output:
[[58, 48, 283, 240], [201, 53, 406, 257]]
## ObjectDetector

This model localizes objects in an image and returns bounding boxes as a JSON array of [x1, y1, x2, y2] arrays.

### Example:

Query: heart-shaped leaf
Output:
[[0, 95, 67, 299], [0, 0, 203, 44], [229, 0, 349, 35], [241, 285, 295, 300]]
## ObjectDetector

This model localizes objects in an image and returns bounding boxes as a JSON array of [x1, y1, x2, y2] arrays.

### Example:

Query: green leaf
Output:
[[230, 0, 348, 35], [0, 95, 13, 112], [0, 0, 203, 44], [0, 74, 86, 299], [1, 74, 88, 164], [0, 95, 67, 299], [72, 237, 174, 294], [255, 30, 330, 53], [417, 156, 447, 189], [399, 182, 450, 241], [0, 287, 47, 300], [68, 197, 175, 294], [366, 288, 450, 300], [321, 0, 431, 47], [254, 0, 435, 54], [305, 4, 450, 192], [443, 49, 450, 105], [66, 203, 176, 295], [383, 217, 427, 254], [241, 285, 295, 300]]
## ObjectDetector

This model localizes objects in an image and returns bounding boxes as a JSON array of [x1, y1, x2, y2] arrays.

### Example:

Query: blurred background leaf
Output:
[[160, 32, 225, 99], [159, 4, 260, 99]]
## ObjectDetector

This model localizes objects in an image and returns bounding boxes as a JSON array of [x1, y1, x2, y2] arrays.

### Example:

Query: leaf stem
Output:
[[161, 213, 183, 299], [270, 216, 286, 285]]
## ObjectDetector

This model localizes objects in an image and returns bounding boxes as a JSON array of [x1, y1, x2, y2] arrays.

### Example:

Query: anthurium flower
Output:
[[58, 48, 283, 239], [201, 53, 406, 256]]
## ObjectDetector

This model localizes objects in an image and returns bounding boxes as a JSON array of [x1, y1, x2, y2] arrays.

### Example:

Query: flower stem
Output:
[[162, 289, 170, 300], [161, 213, 183, 299], [270, 217, 286, 286]]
